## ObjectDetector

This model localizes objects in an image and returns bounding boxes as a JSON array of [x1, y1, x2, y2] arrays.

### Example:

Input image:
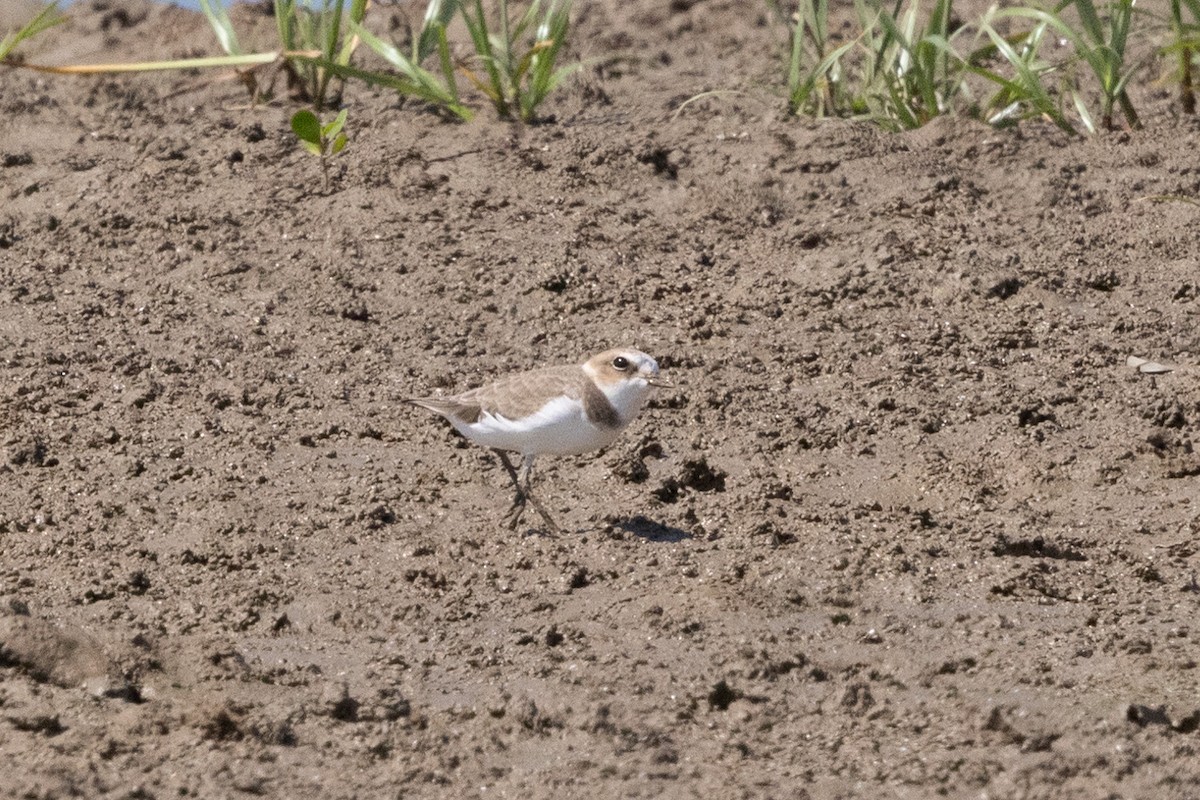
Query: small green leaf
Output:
[[323, 108, 348, 139], [290, 110, 321, 144], [330, 133, 348, 155], [301, 140, 323, 156]]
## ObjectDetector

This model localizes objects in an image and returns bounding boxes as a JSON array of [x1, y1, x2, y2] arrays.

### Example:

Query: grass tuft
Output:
[[1163, 0, 1200, 114], [785, 0, 1157, 134], [275, 0, 368, 111], [787, 0, 973, 131], [335, 0, 474, 122], [458, 0, 579, 122]]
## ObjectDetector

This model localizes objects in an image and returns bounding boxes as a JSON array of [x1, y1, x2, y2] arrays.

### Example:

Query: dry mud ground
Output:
[[3, 1, 1200, 797]]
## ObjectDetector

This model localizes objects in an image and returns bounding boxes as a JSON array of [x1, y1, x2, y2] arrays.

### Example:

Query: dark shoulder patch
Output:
[[583, 382, 621, 429]]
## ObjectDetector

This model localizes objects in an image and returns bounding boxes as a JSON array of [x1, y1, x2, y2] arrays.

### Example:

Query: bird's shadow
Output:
[[615, 515, 693, 543]]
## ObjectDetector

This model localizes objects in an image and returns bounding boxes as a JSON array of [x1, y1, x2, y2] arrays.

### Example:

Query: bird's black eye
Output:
[[612, 356, 630, 370]]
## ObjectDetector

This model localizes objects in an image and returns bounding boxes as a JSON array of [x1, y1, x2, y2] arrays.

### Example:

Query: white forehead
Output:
[[617, 349, 657, 370]]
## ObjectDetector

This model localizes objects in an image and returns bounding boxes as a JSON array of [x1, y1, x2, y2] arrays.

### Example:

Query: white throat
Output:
[[596, 376, 652, 426]]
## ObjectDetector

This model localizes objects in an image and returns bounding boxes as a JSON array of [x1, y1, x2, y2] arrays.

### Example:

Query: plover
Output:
[[408, 348, 671, 532]]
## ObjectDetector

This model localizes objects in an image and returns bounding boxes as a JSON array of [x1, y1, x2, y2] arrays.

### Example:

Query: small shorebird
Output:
[[408, 348, 671, 532]]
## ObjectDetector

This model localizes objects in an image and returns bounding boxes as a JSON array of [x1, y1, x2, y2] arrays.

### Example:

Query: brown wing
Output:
[[455, 365, 587, 421]]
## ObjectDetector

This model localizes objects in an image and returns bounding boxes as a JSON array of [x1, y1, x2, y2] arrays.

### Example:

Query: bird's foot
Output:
[[528, 496, 561, 535], [504, 491, 528, 530], [504, 489, 560, 535]]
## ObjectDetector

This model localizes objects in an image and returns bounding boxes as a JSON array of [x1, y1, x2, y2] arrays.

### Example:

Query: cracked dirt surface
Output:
[[3, 1, 1200, 797]]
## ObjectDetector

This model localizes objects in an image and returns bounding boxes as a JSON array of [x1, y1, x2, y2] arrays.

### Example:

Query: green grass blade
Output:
[[336, 0, 368, 64], [1072, 90, 1096, 133], [351, 21, 427, 85], [514, 0, 543, 38], [790, 40, 856, 115], [468, 0, 505, 93], [323, 0, 344, 62], [418, 0, 459, 62], [1117, 89, 1141, 129], [294, 48, 473, 120], [787, 6, 805, 100], [787, 0, 857, 116], [521, 0, 571, 115], [275, 0, 297, 52], [12, 51, 282, 73], [198, 0, 241, 56], [1071, 0, 1106, 45], [350, 17, 463, 112], [460, 0, 508, 113], [0, 2, 67, 61], [435, 25, 460, 104]]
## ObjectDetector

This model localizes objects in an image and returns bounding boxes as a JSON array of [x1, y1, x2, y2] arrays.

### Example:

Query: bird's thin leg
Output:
[[516, 454, 560, 534], [494, 451, 559, 534], [495, 449, 524, 493], [518, 454, 534, 495], [494, 450, 528, 527]]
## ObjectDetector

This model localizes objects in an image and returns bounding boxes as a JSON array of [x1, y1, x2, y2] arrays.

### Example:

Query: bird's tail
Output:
[[406, 397, 481, 425]]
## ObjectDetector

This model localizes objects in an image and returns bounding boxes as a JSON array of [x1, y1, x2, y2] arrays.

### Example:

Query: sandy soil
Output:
[[3, 1, 1200, 797]]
